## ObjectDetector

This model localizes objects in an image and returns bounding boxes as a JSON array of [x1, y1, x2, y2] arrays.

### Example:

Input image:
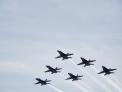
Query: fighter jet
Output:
[[77, 57, 96, 67], [35, 78, 51, 86], [45, 65, 62, 74], [66, 73, 83, 81], [55, 50, 74, 60], [98, 66, 117, 76]]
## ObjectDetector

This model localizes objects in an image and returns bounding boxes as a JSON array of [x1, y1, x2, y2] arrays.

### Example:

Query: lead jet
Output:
[[66, 73, 83, 81], [77, 57, 96, 67], [55, 50, 74, 60], [98, 66, 117, 76], [35, 78, 51, 86], [45, 65, 62, 74]]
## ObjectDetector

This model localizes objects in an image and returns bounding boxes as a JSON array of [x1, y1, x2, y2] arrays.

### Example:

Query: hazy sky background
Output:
[[0, 0, 122, 92]]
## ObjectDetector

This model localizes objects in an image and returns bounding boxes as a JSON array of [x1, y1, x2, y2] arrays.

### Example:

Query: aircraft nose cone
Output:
[[46, 65, 49, 67], [102, 66, 105, 68]]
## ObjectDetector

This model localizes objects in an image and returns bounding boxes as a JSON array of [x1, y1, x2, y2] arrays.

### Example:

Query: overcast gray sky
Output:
[[0, 0, 122, 92]]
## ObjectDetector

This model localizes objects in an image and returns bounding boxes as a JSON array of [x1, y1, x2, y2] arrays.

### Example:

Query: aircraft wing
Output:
[[45, 70, 51, 72], [56, 67, 62, 70], [77, 75, 83, 77], [65, 77, 71, 80], [98, 71, 104, 74], [77, 62, 84, 65], [109, 69, 117, 71], [55, 56, 61, 59], [89, 60, 96, 62], [67, 53, 74, 55], [46, 80, 51, 82]]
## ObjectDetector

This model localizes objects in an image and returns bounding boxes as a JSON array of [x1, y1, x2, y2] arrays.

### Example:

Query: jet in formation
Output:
[[35, 78, 51, 86], [77, 57, 96, 67], [66, 73, 83, 81], [45, 65, 62, 74], [98, 66, 117, 76], [55, 50, 74, 60], [34, 50, 117, 87]]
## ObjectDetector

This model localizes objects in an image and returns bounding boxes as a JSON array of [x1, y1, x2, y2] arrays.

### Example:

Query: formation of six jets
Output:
[[35, 50, 117, 86]]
